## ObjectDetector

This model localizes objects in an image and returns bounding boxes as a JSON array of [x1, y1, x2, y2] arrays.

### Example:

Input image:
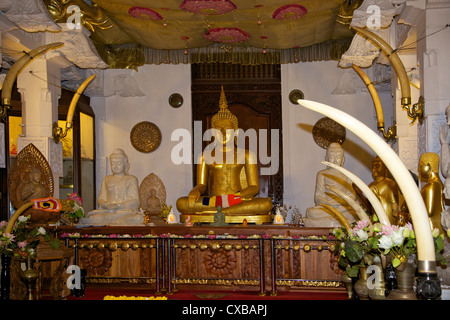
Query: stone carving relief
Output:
[[47, 23, 108, 69], [3, 0, 60, 32], [139, 173, 166, 215]]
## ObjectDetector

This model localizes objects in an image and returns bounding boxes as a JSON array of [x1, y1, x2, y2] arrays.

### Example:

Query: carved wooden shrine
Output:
[[59, 225, 343, 295]]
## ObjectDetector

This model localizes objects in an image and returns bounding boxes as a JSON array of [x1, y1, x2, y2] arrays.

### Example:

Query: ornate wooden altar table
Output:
[[58, 224, 343, 295]]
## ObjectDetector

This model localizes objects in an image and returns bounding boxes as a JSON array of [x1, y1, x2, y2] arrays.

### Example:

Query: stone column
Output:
[[16, 54, 64, 198]]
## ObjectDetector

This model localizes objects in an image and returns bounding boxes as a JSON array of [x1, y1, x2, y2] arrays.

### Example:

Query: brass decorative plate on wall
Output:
[[312, 117, 346, 149], [169, 93, 183, 108], [130, 121, 162, 153]]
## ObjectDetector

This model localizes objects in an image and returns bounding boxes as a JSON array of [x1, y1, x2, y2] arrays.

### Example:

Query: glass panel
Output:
[[8, 116, 22, 156], [80, 112, 95, 212], [59, 119, 74, 198]]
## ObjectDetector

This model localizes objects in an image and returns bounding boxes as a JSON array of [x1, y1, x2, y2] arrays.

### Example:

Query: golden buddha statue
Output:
[[419, 152, 445, 234], [368, 156, 399, 225], [176, 87, 273, 224]]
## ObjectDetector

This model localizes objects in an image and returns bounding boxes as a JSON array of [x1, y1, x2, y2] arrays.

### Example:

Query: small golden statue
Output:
[[368, 156, 400, 225], [419, 152, 445, 234], [176, 86, 273, 224]]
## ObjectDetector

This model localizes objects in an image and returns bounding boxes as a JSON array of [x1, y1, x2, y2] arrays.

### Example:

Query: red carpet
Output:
[[64, 288, 347, 300]]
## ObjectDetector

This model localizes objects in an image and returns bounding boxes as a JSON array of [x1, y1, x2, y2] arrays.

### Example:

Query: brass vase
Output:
[[20, 256, 38, 300], [386, 256, 417, 300], [354, 267, 370, 300], [341, 272, 354, 300]]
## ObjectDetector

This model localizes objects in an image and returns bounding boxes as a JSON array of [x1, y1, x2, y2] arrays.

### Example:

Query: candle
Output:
[[298, 99, 436, 270], [322, 160, 390, 226]]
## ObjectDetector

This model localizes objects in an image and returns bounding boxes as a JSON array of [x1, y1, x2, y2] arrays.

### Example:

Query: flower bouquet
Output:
[[60, 193, 85, 225], [330, 220, 380, 278], [0, 215, 60, 259], [375, 223, 447, 268]]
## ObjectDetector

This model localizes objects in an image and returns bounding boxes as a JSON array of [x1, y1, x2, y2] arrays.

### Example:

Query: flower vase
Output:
[[354, 267, 370, 300], [386, 256, 417, 300]]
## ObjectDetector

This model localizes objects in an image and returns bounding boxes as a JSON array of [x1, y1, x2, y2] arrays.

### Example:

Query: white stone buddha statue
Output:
[[304, 142, 358, 227], [78, 148, 144, 226]]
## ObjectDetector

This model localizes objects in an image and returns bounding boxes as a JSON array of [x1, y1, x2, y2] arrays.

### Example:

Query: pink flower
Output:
[[208, 234, 216, 239], [184, 234, 192, 238], [0, 220, 7, 228], [108, 234, 118, 238], [68, 193, 83, 206], [18, 241, 27, 248]]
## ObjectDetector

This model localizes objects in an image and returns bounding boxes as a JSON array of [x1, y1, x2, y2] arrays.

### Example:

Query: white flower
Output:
[[356, 229, 368, 241], [18, 216, 28, 222], [378, 235, 394, 250], [38, 227, 46, 235], [391, 227, 405, 246]]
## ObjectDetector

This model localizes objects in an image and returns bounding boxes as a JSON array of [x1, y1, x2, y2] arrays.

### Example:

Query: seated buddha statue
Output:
[[176, 87, 273, 224], [368, 156, 399, 225], [419, 152, 445, 234], [304, 142, 358, 228], [78, 148, 144, 226]]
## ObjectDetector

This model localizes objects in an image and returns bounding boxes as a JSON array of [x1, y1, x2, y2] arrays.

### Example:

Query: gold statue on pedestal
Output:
[[418, 152, 445, 234], [368, 156, 399, 225], [176, 87, 273, 224]]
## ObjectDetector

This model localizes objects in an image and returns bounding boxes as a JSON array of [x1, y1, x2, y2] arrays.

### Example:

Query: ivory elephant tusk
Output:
[[319, 204, 352, 231], [66, 74, 96, 128], [298, 99, 436, 275], [351, 64, 396, 141], [322, 160, 390, 227], [1, 42, 64, 116], [325, 184, 372, 227], [351, 26, 411, 110], [53, 74, 96, 143], [5, 202, 33, 234]]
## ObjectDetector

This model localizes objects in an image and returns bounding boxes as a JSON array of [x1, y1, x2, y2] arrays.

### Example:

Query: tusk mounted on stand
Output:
[[53, 74, 96, 143], [322, 160, 390, 226], [351, 64, 396, 142], [1, 42, 64, 119], [298, 99, 437, 288], [351, 26, 423, 125]]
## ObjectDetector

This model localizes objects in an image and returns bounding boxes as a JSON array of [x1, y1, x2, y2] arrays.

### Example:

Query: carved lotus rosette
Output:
[[203, 248, 237, 277], [79, 248, 112, 276]]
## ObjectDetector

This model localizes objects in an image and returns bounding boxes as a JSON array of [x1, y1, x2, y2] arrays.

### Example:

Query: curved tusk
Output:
[[5, 202, 33, 234], [319, 204, 352, 231], [299, 99, 436, 275], [53, 74, 96, 143], [322, 160, 390, 227], [1, 42, 64, 114], [66, 74, 96, 128], [351, 26, 414, 121], [351, 64, 396, 142], [325, 184, 372, 226]]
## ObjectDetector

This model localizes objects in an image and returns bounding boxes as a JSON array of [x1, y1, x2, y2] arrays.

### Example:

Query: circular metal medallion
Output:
[[312, 117, 346, 149], [289, 89, 304, 104], [130, 121, 162, 153], [169, 93, 183, 108]]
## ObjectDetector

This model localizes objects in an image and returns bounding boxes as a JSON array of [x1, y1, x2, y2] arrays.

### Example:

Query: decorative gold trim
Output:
[[276, 280, 342, 288], [180, 213, 273, 225], [172, 278, 260, 286], [86, 277, 156, 284]]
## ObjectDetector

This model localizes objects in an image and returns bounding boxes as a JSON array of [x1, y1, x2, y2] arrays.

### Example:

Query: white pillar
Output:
[[16, 56, 63, 198]]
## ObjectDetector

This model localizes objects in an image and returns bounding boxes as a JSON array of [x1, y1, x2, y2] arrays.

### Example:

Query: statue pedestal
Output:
[[179, 213, 273, 225]]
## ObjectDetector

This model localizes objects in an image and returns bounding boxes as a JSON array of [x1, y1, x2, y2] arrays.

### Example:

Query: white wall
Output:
[[92, 61, 394, 218], [282, 61, 394, 216], [92, 64, 193, 215]]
